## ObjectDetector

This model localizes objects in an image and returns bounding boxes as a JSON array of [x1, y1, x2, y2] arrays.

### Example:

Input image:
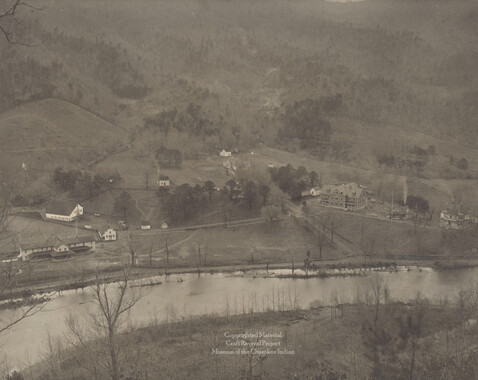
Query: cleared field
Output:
[[0, 99, 127, 174], [133, 219, 338, 268]]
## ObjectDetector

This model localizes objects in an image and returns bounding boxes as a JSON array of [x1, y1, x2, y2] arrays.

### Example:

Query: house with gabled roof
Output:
[[45, 200, 83, 222], [157, 176, 170, 187], [141, 221, 151, 230], [19, 240, 55, 261], [19, 235, 96, 260]]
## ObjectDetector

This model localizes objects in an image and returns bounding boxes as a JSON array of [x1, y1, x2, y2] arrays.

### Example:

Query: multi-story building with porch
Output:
[[320, 183, 366, 211]]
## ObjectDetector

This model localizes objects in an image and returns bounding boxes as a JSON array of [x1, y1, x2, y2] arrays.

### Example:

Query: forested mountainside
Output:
[[1, 0, 477, 177]]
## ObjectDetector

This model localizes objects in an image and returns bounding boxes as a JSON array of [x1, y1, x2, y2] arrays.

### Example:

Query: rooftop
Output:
[[20, 234, 96, 251], [62, 235, 96, 244], [20, 240, 54, 251], [322, 183, 364, 198]]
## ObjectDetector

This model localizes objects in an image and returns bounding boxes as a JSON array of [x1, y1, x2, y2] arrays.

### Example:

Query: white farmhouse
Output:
[[157, 176, 170, 187], [45, 201, 83, 222], [98, 227, 117, 241], [219, 149, 232, 157]]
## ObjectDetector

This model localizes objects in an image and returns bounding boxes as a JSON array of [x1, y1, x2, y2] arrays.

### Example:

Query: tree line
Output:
[[53, 167, 120, 200], [268, 164, 319, 200]]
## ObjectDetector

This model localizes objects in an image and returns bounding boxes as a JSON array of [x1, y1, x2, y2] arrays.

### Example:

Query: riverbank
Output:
[[28, 299, 474, 380], [4, 254, 478, 302]]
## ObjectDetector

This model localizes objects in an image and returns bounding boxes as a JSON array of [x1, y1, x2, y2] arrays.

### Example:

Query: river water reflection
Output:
[[1, 266, 478, 368]]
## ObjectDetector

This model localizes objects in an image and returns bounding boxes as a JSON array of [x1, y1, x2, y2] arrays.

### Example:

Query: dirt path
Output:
[[142, 230, 197, 256]]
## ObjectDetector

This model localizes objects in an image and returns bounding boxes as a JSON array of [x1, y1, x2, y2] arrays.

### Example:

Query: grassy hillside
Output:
[[0, 98, 127, 171]]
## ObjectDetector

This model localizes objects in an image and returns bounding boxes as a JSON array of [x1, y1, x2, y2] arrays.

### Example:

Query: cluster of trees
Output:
[[359, 279, 478, 380], [408, 145, 435, 159], [377, 145, 437, 170], [376, 153, 427, 171], [53, 167, 119, 200], [0, 52, 57, 112], [144, 103, 219, 137], [268, 164, 319, 199], [406, 195, 430, 217], [449, 156, 469, 170], [133, 95, 253, 159], [158, 182, 216, 225], [45, 31, 150, 99], [277, 98, 334, 155], [113, 191, 134, 219]]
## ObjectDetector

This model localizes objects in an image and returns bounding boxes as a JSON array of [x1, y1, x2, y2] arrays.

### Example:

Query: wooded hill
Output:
[[0, 0, 477, 178]]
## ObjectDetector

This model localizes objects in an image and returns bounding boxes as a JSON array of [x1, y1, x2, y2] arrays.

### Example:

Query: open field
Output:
[[134, 219, 327, 268], [0, 99, 127, 174]]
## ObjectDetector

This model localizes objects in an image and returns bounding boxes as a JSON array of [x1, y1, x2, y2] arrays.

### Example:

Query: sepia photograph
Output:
[[0, 0, 478, 378]]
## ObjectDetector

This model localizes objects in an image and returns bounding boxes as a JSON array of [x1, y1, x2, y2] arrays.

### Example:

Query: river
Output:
[[1, 266, 477, 369]]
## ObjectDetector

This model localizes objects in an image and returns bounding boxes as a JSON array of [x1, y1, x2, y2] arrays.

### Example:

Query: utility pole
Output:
[[390, 182, 395, 220], [75, 214, 78, 237], [361, 209, 364, 248], [146, 172, 149, 190]]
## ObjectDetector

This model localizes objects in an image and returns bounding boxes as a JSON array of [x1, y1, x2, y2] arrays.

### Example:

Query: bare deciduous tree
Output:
[[122, 233, 141, 267], [369, 275, 388, 326], [146, 241, 156, 268], [328, 213, 344, 243], [247, 236, 259, 264], [362, 233, 377, 262], [0, 0, 46, 45], [64, 265, 142, 380], [195, 231, 209, 266], [220, 196, 232, 228], [311, 214, 330, 260], [400, 295, 428, 380], [158, 232, 172, 265]]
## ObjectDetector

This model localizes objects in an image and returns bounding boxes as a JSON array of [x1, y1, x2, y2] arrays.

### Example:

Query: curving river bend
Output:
[[1, 266, 478, 369]]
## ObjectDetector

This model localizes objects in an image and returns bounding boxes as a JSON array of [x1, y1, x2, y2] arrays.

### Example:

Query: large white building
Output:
[[45, 201, 83, 222]]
